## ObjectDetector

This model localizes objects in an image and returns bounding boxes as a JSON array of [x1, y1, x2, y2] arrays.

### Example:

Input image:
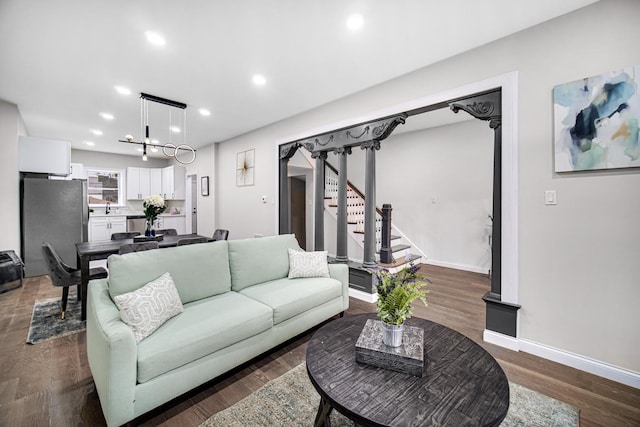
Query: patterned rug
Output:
[[201, 363, 579, 427], [26, 291, 85, 344]]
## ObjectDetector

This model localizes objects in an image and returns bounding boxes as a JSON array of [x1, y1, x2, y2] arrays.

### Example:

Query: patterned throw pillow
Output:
[[288, 248, 330, 279], [113, 272, 184, 343]]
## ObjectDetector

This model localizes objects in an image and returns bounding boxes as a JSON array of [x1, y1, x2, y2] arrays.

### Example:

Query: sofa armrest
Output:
[[328, 263, 349, 311], [87, 279, 137, 427]]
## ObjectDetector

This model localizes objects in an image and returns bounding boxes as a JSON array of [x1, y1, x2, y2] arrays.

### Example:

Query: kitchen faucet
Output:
[[105, 202, 111, 215]]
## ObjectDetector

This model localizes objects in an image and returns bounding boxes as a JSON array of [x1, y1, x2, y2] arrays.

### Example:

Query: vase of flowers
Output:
[[375, 263, 430, 347], [143, 194, 166, 237]]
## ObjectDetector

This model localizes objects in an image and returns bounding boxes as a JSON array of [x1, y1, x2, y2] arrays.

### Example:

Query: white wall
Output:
[[0, 99, 22, 253], [176, 143, 216, 238], [71, 149, 169, 169], [216, 139, 278, 239], [216, 0, 640, 375]]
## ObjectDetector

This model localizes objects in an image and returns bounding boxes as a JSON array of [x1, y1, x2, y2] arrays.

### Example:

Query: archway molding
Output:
[[274, 71, 519, 347]]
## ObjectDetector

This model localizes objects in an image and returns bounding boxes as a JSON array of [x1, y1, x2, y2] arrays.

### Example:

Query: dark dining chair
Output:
[[177, 236, 209, 246], [111, 232, 141, 240], [155, 228, 177, 236], [41, 242, 108, 319], [212, 229, 229, 241], [118, 241, 160, 255]]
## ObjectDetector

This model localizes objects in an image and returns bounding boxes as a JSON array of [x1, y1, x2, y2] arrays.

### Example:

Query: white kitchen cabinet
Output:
[[149, 168, 162, 196], [127, 167, 162, 200], [127, 168, 143, 200], [156, 215, 186, 235], [89, 216, 127, 241], [50, 162, 84, 180], [161, 165, 186, 200], [19, 136, 70, 176], [70, 163, 85, 179]]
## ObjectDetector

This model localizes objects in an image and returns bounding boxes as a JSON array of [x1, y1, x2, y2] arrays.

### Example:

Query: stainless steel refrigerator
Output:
[[21, 175, 88, 277]]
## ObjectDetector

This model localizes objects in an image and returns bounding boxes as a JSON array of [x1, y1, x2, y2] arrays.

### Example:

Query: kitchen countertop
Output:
[[90, 211, 185, 217]]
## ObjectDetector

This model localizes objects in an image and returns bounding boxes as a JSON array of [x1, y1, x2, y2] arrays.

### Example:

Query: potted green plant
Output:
[[375, 263, 429, 347], [143, 195, 167, 236]]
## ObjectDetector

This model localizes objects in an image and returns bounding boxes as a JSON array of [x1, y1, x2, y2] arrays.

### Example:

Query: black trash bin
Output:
[[0, 250, 23, 294]]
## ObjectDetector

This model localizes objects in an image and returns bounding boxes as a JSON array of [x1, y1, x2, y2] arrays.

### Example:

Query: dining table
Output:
[[75, 233, 211, 320]]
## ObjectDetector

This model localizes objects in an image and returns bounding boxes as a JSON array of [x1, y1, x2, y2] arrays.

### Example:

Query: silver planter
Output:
[[381, 322, 404, 347]]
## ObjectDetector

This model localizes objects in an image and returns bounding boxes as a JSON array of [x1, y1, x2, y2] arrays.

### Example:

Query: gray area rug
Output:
[[26, 291, 85, 344], [202, 363, 578, 427]]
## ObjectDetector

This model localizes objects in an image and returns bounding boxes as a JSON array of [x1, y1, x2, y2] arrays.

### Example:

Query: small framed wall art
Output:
[[553, 64, 640, 172], [201, 176, 209, 196], [236, 149, 255, 186]]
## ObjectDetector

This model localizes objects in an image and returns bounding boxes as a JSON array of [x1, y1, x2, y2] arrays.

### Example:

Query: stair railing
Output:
[[325, 162, 383, 252], [379, 204, 393, 264]]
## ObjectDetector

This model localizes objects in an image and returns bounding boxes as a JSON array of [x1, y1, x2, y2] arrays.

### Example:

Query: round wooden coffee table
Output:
[[306, 313, 509, 427]]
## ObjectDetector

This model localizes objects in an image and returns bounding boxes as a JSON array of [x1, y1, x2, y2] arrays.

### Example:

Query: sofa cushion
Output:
[[287, 249, 330, 278], [113, 272, 184, 343], [108, 241, 231, 304], [228, 234, 301, 291], [136, 291, 273, 383], [239, 276, 342, 325]]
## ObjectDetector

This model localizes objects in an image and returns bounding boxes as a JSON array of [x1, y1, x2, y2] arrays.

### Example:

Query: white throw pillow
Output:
[[113, 272, 184, 343], [288, 248, 330, 279]]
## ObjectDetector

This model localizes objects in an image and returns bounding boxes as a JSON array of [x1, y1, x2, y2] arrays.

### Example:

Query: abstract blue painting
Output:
[[554, 65, 640, 172]]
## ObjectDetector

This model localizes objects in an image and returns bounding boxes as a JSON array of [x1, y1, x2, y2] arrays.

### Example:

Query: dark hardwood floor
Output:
[[0, 265, 638, 426]]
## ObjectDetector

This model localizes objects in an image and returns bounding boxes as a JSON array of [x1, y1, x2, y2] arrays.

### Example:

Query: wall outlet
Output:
[[261, 195, 268, 204]]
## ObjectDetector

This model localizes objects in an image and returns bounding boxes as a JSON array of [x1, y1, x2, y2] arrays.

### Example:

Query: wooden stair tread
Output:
[[377, 254, 421, 269], [377, 244, 411, 254]]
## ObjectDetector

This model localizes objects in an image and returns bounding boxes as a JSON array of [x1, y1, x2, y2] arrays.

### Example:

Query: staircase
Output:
[[323, 164, 422, 274]]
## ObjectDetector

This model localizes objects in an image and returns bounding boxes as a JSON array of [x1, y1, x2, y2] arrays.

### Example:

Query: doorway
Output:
[[186, 174, 198, 234], [276, 72, 519, 342], [290, 176, 306, 250]]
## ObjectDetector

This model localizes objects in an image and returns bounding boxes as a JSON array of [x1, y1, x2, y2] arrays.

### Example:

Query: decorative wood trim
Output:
[[274, 70, 519, 314], [483, 291, 521, 337], [298, 114, 407, 153], [279, 142, 299, 160]]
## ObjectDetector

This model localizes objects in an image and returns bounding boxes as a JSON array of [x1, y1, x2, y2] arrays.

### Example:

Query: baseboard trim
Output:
[[348, 287, 377, 303], [484, 330, 640, 389], [483, 329, 520, 351], [424, 259, 489, 275], [519, 339, 640, 389]]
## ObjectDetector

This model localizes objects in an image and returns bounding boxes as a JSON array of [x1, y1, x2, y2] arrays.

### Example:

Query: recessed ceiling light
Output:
[[145, 31, 166, 46], [90, 129, 103, 136], [114, 85, 131, 95], [170, 126, 181, 133], [85, 141, 95, 146], [199, 108, 211, 116], [99, 112, 114, 120], [346, 14, 364, 31], [252, 74, 267, 86]]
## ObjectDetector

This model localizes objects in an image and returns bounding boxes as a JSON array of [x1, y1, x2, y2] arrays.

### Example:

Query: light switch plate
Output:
[[545, 190, 557, 205]]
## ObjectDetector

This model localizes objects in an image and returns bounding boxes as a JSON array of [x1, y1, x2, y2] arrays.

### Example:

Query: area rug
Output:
[[26, 292, 85, 344], [201, 363, 579, 427]]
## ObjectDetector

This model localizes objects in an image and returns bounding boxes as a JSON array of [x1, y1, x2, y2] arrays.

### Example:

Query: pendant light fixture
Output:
[[120, 93, 196, 164]]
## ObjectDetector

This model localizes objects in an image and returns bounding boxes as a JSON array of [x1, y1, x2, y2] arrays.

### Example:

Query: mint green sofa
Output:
[[86, 234, 349, 427]]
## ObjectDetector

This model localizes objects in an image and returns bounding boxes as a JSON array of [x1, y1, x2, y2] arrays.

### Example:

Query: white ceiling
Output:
[[0, 0, 597, 159]]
